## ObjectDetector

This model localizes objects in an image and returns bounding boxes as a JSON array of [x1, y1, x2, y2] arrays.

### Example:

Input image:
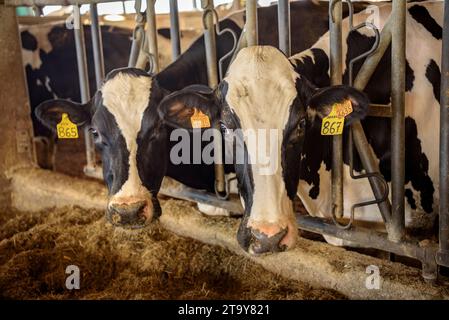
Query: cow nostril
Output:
[[249, 228, 288, 255], [109, 201, 147, 225]]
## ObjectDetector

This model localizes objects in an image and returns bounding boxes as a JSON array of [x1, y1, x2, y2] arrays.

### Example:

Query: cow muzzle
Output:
[[238, 218, 298, 255], [106, 198, 159, 229]]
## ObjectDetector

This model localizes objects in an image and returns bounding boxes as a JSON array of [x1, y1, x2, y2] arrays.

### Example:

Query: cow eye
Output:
[[299, 118, 306, 129], [89, 128, 99, 138]]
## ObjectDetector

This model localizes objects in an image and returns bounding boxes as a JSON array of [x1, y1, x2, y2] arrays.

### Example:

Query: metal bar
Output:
[[245, 0, 258, 46], [297, 215, 438, 281], [3, 0, 118, 6], [350, 19, 394, 223], [128, 33, 141, 67], [229, 27, 248, 64], [170, 0, 181, 61], [201, 0, 218, 87], [329, 0, 344, 219], [128, 0, 144, 68], [277, 0, 290, 56], [368, 104, 392, 118], [438, 0, 449, 268], [351, 121, 392, 223], [169, 0, 181, 61], [146, 0, 159, 73], [73, 5, 96, 174], [389, 0, 406, 242], [353, 19, 392, 90], [201, 0, 225, 196], [90, 3, 105, 89]]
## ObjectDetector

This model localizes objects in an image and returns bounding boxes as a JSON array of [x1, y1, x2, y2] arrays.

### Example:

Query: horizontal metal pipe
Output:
[[297, 215, 438, 281], [160, 178, 244, 214], [3, 0, 117, 6]]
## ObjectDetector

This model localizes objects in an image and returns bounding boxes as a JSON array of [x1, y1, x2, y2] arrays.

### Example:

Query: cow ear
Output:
[[35, 99, 92, 131], [158, 85, 220, 129], [307, 85, 370, 126]]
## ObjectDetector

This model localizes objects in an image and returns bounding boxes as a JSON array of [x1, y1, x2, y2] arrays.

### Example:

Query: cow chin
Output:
[[237, 213, 298, 255], [106, 195, 161, 229]]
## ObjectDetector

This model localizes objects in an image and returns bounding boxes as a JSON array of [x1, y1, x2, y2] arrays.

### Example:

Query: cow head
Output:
[[35, 68, 168, 229], [158, 46, 369, 254]]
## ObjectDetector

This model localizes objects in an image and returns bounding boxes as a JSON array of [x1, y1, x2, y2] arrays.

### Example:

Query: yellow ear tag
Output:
[[321, 99, 353, 136], [190, 108, 211, 129], [57, 113, 79, 139]]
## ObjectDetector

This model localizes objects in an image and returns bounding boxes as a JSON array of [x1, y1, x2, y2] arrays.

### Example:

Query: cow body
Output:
[[289, 1, 443, 244]]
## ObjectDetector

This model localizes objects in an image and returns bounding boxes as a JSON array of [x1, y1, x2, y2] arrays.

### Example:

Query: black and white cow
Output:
[[36, 0, 439, 254], [35, 45, 370, 253], [287, 0, 443, 245]]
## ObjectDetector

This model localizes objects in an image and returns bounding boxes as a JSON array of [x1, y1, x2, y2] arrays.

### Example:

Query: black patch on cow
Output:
[[342, 31, 415, 105], [282, 80, 308, 200], [409, 5, 443, 40], [91, 104, 130, 195], [405, 189, 417, 210], [157, 28, 171, 39], [21, 30, 38, 51], [293, 48, 330, 88], [156, 18, 242, 92], [403, 117, 435, 213], [157, 28, 185, 40], [426, 59, 441, 102]]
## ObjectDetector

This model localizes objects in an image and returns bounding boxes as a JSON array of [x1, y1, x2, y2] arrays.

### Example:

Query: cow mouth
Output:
[[105, 196, 162, 229]]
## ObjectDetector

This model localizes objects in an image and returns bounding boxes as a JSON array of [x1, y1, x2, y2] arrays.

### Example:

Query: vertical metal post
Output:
[[277, 0, 290, 56], [438, 0, 449, 268], [329, 0, 344, 219], [146, 0, 160, 73], [389, 0, 406, 242], [73, 5, 96, 174], [246, 0, 258, 46], [201, 0, 218, 87], [169, 0, 181, 61], [201, 0, 225, 196], [128, 0, 143, 68], [90, 3, 105, 89]]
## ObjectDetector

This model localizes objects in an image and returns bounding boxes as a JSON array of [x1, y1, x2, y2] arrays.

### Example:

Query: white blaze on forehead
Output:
[[101, 72, 152, 202], [224, 46, 298, 224]]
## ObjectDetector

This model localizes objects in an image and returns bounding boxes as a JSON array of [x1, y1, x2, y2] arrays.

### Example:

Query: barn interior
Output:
[[1, 0, 449, 300]]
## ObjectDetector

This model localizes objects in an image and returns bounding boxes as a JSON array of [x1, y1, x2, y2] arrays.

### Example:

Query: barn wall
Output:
[[0, 7, 36, 210]]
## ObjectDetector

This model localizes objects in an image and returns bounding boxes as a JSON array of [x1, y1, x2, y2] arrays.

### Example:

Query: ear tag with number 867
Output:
[[320, 100, 353, 136], [57, 113, 79, 139]]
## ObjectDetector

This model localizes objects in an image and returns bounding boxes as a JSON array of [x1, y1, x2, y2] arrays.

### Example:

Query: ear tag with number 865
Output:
[[57, 113, 79, 139], [320, 99, 353, 136]]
